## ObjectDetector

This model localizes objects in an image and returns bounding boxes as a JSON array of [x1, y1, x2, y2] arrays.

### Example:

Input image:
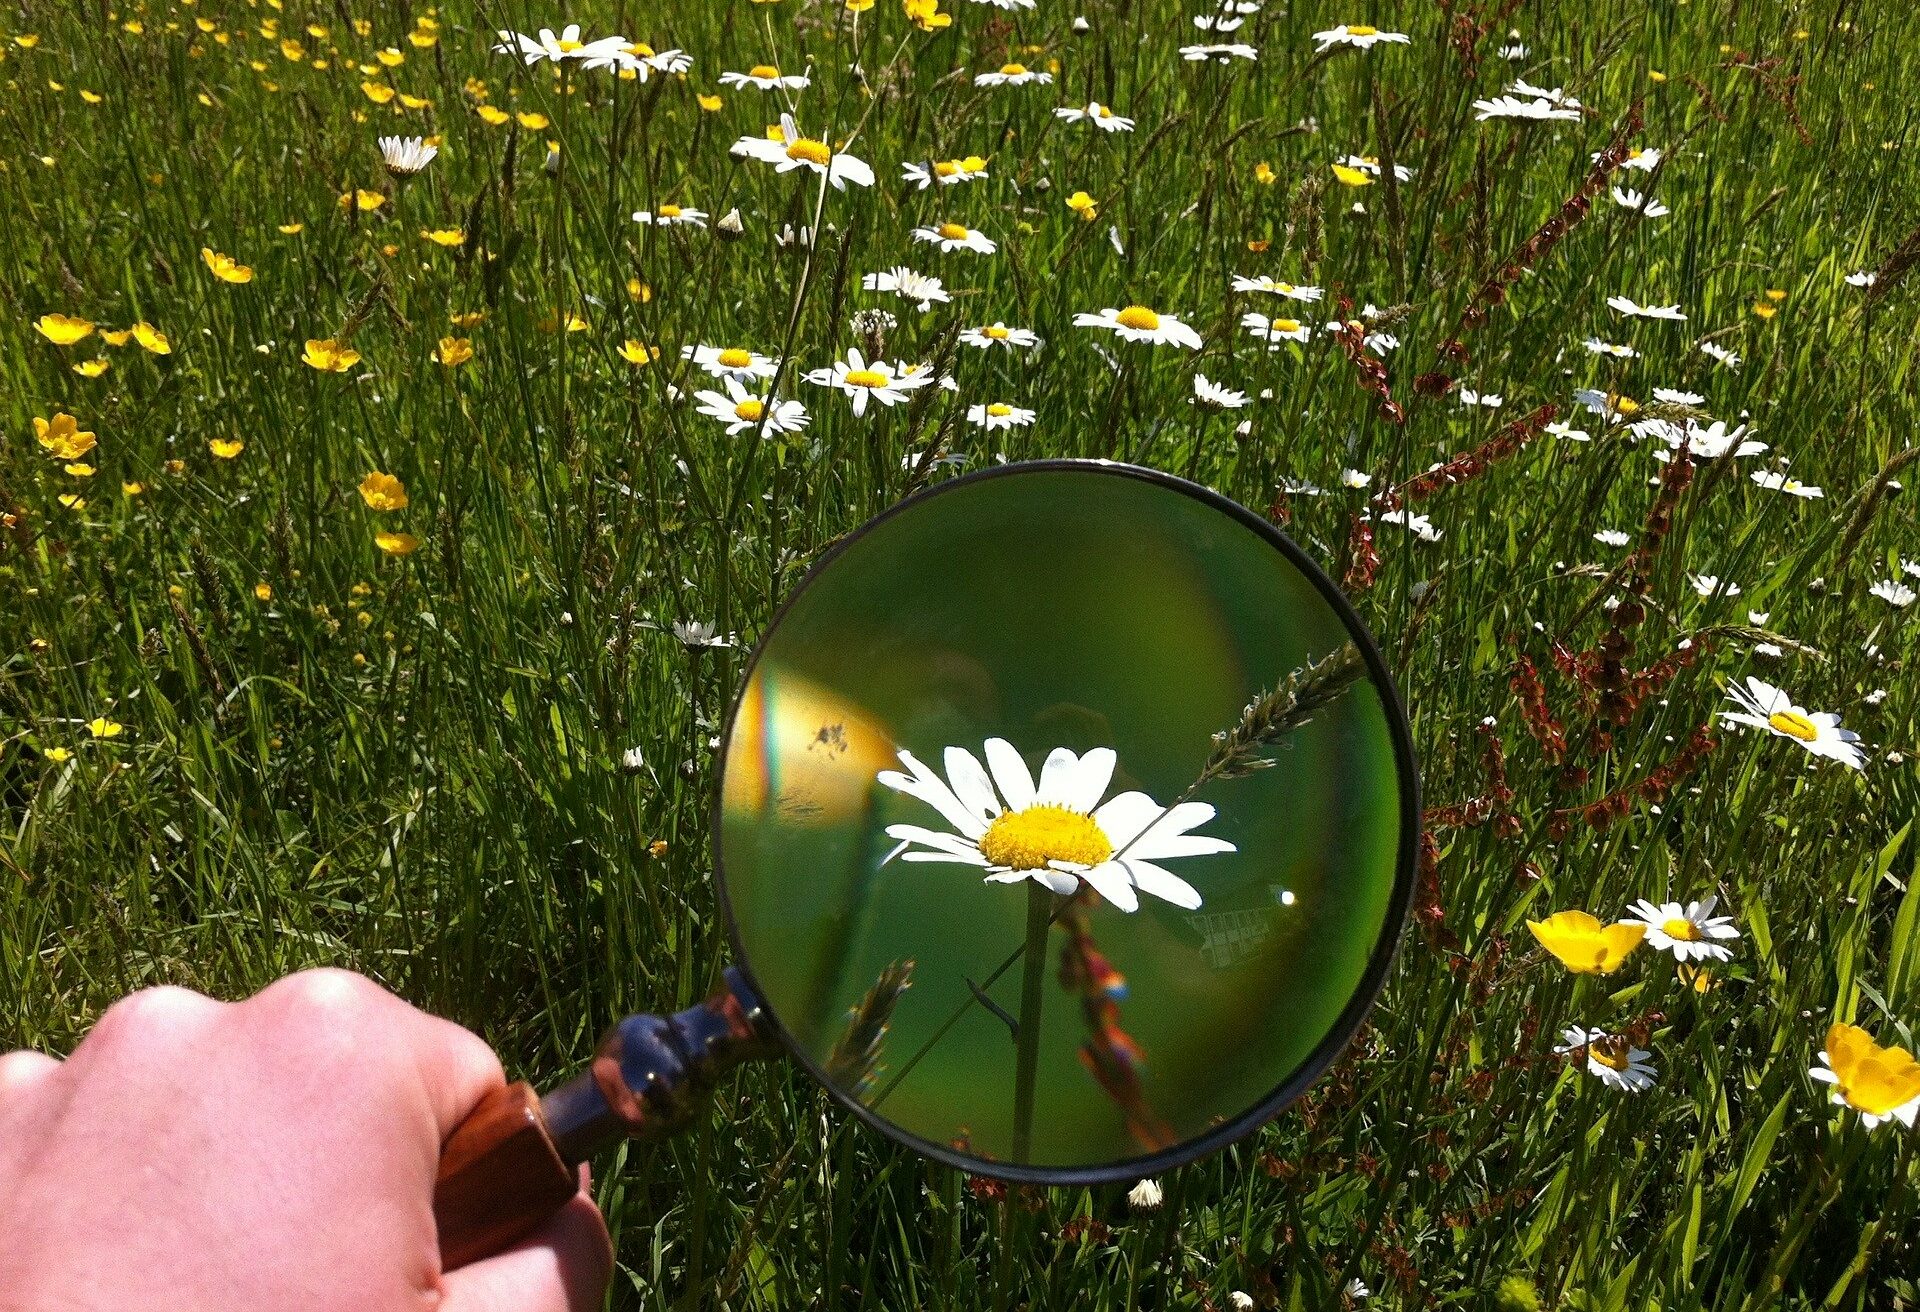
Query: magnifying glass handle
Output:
[[433, 967, 778, 1270]]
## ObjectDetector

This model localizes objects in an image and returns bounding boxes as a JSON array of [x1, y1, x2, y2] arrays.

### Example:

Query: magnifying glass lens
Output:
[[717, 464, 1415, 1181]]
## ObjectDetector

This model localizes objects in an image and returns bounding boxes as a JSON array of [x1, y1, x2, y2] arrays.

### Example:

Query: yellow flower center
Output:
[[717, 348, 753, 368], [999, 62, 1027, 75], [1274, 318, 1302, 333], [733, 399, 766, 421], [1615, 395, 1640, 415], [933, 160, 960, 177], [628, 42, 656, 57], [556, 38, 582, 52], [1768, 710, 1819, 742], [844, 368, 890, 389], [987, 403, 1013, 416], [983, 325, 1009, 339], [978, 805, 1113, 872], [1348, 24, 1379, 35], [1116, 305, 1160, 330], [937, 222, 970, 240], [1096, 105, 1113, 117], [786, 137, 833, 166], [1661, 917, 1700, 942], [1587, 1036, 1631, 1072], [749, 64, 780, 78], [658, 203, 682, 217]]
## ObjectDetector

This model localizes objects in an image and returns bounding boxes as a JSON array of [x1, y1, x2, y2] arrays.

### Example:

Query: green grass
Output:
[[4, 0, 1920, 1307]]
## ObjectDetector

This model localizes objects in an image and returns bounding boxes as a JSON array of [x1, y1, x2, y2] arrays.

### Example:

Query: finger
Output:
[[437, 1190, 613, 1312], [404, 1010, 509, 1142], [0, 1050, 59, 1097]]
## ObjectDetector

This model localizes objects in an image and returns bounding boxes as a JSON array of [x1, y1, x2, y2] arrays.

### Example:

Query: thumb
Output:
[[439, 1182, 612, 1312]]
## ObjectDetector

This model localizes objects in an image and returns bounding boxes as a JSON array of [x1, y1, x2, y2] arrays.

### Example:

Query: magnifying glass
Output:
[[432, 460, 1418, 1269]]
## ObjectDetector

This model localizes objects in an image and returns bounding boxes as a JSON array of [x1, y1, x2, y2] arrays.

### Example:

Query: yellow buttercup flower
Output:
[[449, 311, 487, 329], [33, 413, 96, 460], [515, 110, 549, 130], [433, 336, 473, 367], [43, 747, 73, 764], [86, 718, 124, 739], [1526, 910, 1645, 974], [35, 313, 95, 345], [72, 358, 109, 378], [619, 339, 660, 366], [1253, 161, 1277, 185], [375, 529, 421, 556], [362, 80, 395, 104], [100, 328, 135, 347], [358, 471, 409, 511], [202, 248, 254, 283], [477, 104, 511, 125], [697, 94, 724, 111], [254, 582, 274, 602], [421, 228, 466, 247], [279, 222, 305, 235], [1066, 191, 1097, 221], [131, 322, 171, 354], [1813, 1023, 1920, 1128], [340, 188, 386, 212], [209, 438, 246, 459], [904, 0, 952, 30], [303, 338, 362, 372], [1331, 163, 1374, 187]]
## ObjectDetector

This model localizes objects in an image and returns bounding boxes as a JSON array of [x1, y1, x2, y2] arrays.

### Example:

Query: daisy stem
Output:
[[1009, 881, 1054, 1164]]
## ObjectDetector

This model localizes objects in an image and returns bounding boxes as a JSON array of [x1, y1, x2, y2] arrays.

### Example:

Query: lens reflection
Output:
[[717, 464, 1412, 1178]]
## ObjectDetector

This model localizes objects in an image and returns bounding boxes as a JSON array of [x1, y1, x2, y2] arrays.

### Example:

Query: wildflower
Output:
[[879, 738, 1233, 912], [684, 344, 779, 381], [340, 188, 386, 213], [1699, 341, 1741, 369], [279, 222, 306, 235], [1611, 186, 1670, 217], [1341, 468, 1372, 489], [619, 340, 660, 366], [1331, 163, 1374, 187], [1871, 578, 1917, 608], [254, 583, 274, 602], [633, 203, 709, 228], [43, 748, 72, 764], [1474, 82, 1582, 121], [303, 339, 362, 372], [1845, 271, 1877, 288], [422, 228, 466, 247], [1337, 154, 1413, 182], [1065, 190, 1098, 221], [719, 64, 810, 91], [1720, 676, 1865, 769], [1600, 145, 1664, 172], [86, 718, 124, 739], [1075, 304, 1203, 348], [1810, 1023, 1920, 1129], [1584, 338, 1638, 359], [693, 377, 810, 437], [966, 401, 1036, 430], [433, 337, 473, 367], [672, 621, 735, 649], [901, 156, 990, 189], [1312, 23, 1410, 50], [35, 313, 94, 345], [1054, 102, 1135, 132], [209, 439, 245, 459], [961, 322, 1041, 350], [1457, 388, 1503, 408], [374, 530, 422, 556], [1626, 895, 1739, 962], [1557, 1027, 1658, 1092], [360, 472, 408, 514], [974, 62, 1052, 87], [1127, 1179, 1164, 1210], [1608, 295, 1686, 321], [803, 348, 933, 416], [130, 322, 171, 354], [32, 413, 96, 460], [903, 0, 955, 30], [1233, 275, 1324, 302], [911, 221, 997, 254], [493, 25, 627, 66], [1179, 42, 1258, 62], [730, 114, 875, 189], [376, 134, 437, 177], [1526, 910, 1645, 974], [862, 267, 951, 311], [1193, 374, 1250, 409], [1379, 508, 1441, 541], [1549, 421, 1591, 442], [1689, 573, 1740, 598]]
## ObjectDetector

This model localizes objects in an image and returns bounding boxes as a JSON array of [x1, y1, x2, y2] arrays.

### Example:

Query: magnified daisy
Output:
[[1231, 275, 1323, 301], [1075, 305, 1203, 348], [719, 63, 810, 91], [1557, 1027, 1657, 1093], [1625, 895, 1739, 962], [731, 114, 875, 189], [803, 348, 933, 416], [633, 203, 709, 228], [1719, 676, 1865, 770], [1055, 102, 1136, 133], [1810, 1023, 1920, 1130], [901, 156, 989, 189], [1241, 312, 1311, 345], [1611, 186, 1670, 217], [1608, 295, 1686, 321], [973, 62, 1053, 87], [1312, 24, 1410, 51], [877, 739, 1235, 913], [912, 221, 997, 255], [693, 377, 809, 437], [683, 343, 779, 381], [961, 322, 1041, 350], [862, 267, 951, 312], [966, 401, 1035, 431]]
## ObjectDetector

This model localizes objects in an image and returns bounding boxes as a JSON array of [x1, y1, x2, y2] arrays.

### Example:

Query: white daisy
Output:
[[963, 0, 1037, 9], [692, 377, 810, 437], [912, 221, 997, 255], [683, 344, 779, 381], [1241, 311, 1312, 345], [967, 401, 1036, 431], [1074, 304, 1203, 348], [1457, 388, 1503, 408], [877, 738, 1236, 913], [803, 348, 933, 416], [493, 25, 623, 65], [1626, 895, 1739, 962], [1871, 578, 1917, 608], [1720, 676, 1866, 770], [1594, 529, 1630, 546], [1312, 23, 1411, 50], [1341, 468, 1372, 489], [378, 135, 437, 176], [1335, 154, 1413, 182], [1379, 508, 1440, 541], [1055, 102, 1136, 132], [1689, 573, 1740, 598], [961, 322, 1042, 350], [1474, 88, 1581, 121], [1231, 275, 1324, 301], [862, 266, 951, 312], [901, 156, 990, 189], [1845, 271, 1878, 288], [633, 202, 708, 228], [578, 41, 692, 76], [719, 64, 811, 91], [1597, 145, 1664, 172], [973, 62, 1053, 87], [730, 115, 875, 189], [1666, 419, 1764, 460], [1608, 295, 1687, 321], [1548, 421, 1591, 442], [1611, 186, 1670, 217], [1584, 337, 1638, 359], [1193, 374, 1249, 409], [1180, 42, 1258, 62], [1557, 1027, 1657, 1093], [1699, 340, 1742, 369], [1652, 387, 1705, 405], [1750, 469, 1823, 499]]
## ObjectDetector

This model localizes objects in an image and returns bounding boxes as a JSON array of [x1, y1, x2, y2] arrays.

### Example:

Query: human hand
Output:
[[0, 970, 611, 1311]]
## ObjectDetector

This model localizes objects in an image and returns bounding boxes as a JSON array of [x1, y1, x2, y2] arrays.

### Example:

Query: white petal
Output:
[[887, 750, 988, 838], [1077, 862, 1140, 912], [884, 823, 984, 857], [1122, 859, 1204, 909], [1034, 868, 1082, 896], [1092, 791, 1164, 848], [984, 738, 1037, 811], [943, 746, 1003, 825], [901, 850, 992, 866], [1035, 747, 1083, 806], [1128, 832, 1237, 860], [1153, 800, 1220, 837], [1059, 747, 1117, 812]]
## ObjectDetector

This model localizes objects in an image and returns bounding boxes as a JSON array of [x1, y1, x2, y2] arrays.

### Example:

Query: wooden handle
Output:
[[433, 1082, 579, 1271]]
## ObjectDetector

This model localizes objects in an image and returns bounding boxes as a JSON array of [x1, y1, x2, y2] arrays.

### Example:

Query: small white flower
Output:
[[1231, 275, 1325, 300], [961, 322, 1042, 350], [1720, 676, 1866, 770], [1627, 894, 1739, 962], [974, 62, 1053, 87], [1652, 387, 1705, 405], [1751, 469, 1823, 499], [1457, 388, 1503, 408], [731, 115, 874, 189], [1075, 304, 1203, 348], [693, 377, 809, 438], [1608, 295, 1687, 321], [1548, 421, 1591, 442], [1845, 271, 1878, 288], [1871, 578, 1917, 608], [1611, 186, 1669, 217], [1699, 340, 1742, 369], [1594, 529, 1630, 546], [1193, 373, 1250, 409], [1312, 24, 1411, 51], [1335, 153, 1413, 182], [672, 620, 735, 649], [1379, 508, 1440, 541], [1597, 145, 1664, 172], [1241, 311, 1312, 345], [632, 203, 709, 228], [863, 266, 952, 312], [967, 401, 1036, 430], [1341, 468, 1372, 489], [1179, 42, 1258, 62], [1584, 337, 1639, 359], [1474, 84, 1581, 121], [684, 344, 779, 381], [1689, 573, 1740, 598], [378, 135, 437, 176], [900, 157, 990, 189], [911, 221, 998, 254], [719, 64, 811, 91], [803, 348, 934, 416], [1557, 1027, 1657, 1093], [1128, 1178, 1165, 1209], [1055, 102, 1136, 132]]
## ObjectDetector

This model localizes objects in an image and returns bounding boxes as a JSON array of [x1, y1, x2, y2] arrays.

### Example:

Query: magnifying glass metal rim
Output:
[[711, 458, 1420, 1186]]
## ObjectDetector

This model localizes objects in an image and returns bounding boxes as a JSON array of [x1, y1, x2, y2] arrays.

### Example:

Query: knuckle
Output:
[[258, 968, 397, 1032], [92, 984, 218, 1045]]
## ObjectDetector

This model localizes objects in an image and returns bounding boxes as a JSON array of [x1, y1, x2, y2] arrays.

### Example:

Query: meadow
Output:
[[3, 0, 1920, 1307]]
